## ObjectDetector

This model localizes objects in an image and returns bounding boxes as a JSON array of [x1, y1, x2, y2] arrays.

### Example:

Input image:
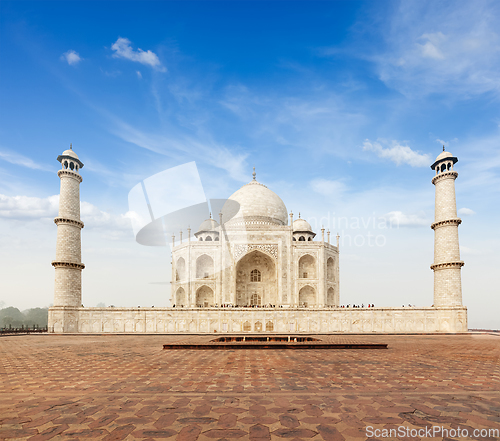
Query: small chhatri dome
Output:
[[221, 168, 288, 226], [57, 143, 84, 168], [431, 146, 458, 170], [197, 217, 220, 233], [62, 143, 80, 160], [293, 218, 313, 233], [435, 146, 453, 162]]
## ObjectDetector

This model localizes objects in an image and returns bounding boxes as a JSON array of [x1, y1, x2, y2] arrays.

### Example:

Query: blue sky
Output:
[[1, 1, 499, 328]]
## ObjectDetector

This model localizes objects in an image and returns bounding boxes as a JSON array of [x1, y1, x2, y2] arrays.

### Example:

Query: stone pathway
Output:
[[0, 334, 499, 440]]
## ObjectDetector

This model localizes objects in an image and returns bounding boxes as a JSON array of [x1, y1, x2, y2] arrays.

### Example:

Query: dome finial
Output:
[[209, 212, 212, 219], [70, 143, 72, 150], [443, 145, 445, 152], [298, 212, 301, 219], [252, 166, 256, 181]]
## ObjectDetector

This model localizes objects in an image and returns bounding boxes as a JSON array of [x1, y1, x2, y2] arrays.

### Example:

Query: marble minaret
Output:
[[52, 144, 85, 309], [430, 147, 464, 307]]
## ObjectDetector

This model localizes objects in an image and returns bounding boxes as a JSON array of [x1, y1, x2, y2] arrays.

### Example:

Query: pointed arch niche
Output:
[[298, 254, 316, 279], [176, 287, 186, 306], [235, 250, 276, 306], [196, 285, 214, 307], [299, 285, 316, 307], [196, 254, 214, 279]]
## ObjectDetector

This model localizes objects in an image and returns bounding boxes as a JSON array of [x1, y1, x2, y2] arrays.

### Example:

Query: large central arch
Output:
[[235, 250, 276, 306]]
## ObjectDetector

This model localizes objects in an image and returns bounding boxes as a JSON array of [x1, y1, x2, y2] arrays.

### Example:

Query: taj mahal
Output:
[[48, 146, 467, 334], [170, 168, 339, 310]]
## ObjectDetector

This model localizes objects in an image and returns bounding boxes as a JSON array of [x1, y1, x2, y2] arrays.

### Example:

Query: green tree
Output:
[[0, 307, 25, 328], [23, 308, 49, 328]]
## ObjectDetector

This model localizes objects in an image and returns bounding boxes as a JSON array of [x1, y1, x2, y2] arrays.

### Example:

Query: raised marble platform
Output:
[[48, 306, 468, 334]]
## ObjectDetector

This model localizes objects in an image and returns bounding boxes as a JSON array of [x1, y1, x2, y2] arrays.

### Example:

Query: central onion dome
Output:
[[222, 169, 288, 226]]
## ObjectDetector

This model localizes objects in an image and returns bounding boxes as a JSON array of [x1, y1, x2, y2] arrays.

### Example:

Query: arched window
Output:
[[69, 162, 74, 170], [293, 237, 296, 241], [251, 294, 261, 306], [215, 236, 219, 241], [299, 236, 305, 241], [266, 321, 274, 331], [205, 236, 212, 241], [308, 237, 312, 241], [199, 237, 203, 241], [447, 162, 451, 170], [441, 163, 446, 172], [64, 161, 68, 169], [250, 269, 261, 282]]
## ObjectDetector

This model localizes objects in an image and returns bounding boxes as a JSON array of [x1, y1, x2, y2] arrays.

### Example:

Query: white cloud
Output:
[[0, 194, 59, 219], [436, 139, 448, 148], [382, 211, 429, 228], [363, 139, 430, 167], [0, 150, 51, 171], [61, 50, 82, 66], [458, 207, 475, 216], [136, 71, 142, 79], [359, 1, 500, 98], [418, 33, 446, 60], [111, 37, 166, 72], [0, 194, 133, 235], [310, 178, 346, 197]]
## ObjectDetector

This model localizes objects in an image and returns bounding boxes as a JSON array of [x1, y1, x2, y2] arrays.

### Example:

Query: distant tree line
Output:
[[0, 307, 49, 329]]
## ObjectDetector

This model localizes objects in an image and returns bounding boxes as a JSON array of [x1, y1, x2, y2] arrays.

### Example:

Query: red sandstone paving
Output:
[[0, 334, 499, 440]]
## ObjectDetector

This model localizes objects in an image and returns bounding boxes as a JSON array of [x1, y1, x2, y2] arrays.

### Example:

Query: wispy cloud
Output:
[[373, 1, 500, 98], [310, 178, 347, 197], [0, 149, 52, 171], [362, 139, 430, 167], [109, 117, 248, 181], [458, 207, 475, 216], [382, 210, 429, 228], [111, 37, 166, 72], [61, 50, 82, 66]]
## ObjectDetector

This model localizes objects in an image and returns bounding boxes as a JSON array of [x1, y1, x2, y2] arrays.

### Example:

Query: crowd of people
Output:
[[339, 304, 375, 308]]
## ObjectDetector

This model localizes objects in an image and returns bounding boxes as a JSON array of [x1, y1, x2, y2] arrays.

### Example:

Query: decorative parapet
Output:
[[234, 244, 278, 261], [431, 170, 458, 185], [431, 218, 461, 230], [54, 217, 85, 229], [430, 261, 464, 270], [57, 169, 83, 182], [51, 261, 85, 270]]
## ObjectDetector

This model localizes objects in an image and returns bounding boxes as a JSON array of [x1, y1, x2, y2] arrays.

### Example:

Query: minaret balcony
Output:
[[54, 217, 85, 228], [430, 218, 461, 230], [430, 261, 464, 270]]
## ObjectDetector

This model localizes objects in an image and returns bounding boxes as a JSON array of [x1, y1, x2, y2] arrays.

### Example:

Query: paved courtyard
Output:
[[0, 334, 499, 440]]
